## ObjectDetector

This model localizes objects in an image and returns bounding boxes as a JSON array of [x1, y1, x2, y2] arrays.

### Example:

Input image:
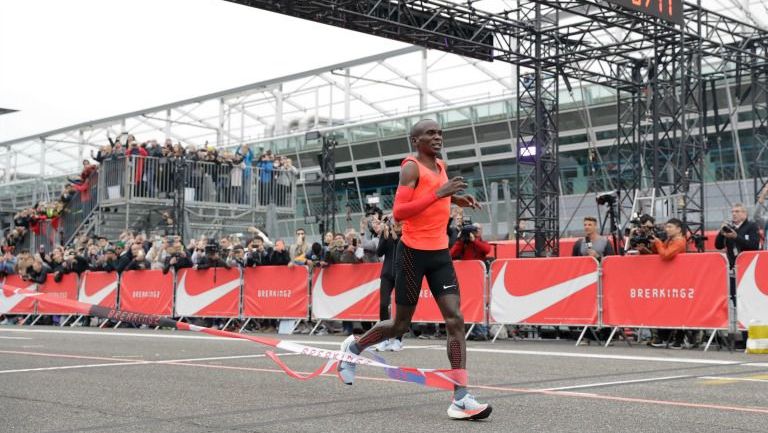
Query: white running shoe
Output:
[[337, 335, 357, 385], [388, 339, 403, 352], [447, 393, 492, 420], [374, 340, 391, 351]]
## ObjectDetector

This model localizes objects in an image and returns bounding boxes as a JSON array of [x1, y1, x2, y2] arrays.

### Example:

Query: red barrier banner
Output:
[[489, 257, 599, 325], [78, 271, 118, 308], [175, 268, 241, 318], [243, 266, 309, 319], [120, 270, 174, 316], [1, 275, 37, 314], [490, 239, 577, 259], [311, 263, 381, 321], [736, 251, 768, 330], [404, 260, 486, 324], [602, 253, 729, 329], [37, 273, 79, 315]]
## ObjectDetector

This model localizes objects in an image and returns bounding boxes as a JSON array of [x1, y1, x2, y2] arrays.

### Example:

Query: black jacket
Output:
[[247, 248, 271, 266], [715, 220, 761, 268], [162, 254, 193, 274], [195, 256, 231, 270], [268, 249, 291, 266], [377, 235, 398, 280]]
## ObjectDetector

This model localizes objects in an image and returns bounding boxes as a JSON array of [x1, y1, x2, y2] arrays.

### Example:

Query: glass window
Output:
[[448, 149, 477, 159], [356, 162, 381, 171], [439, 109, 472, 129], [350, 142, 380, 160], [480, 144, 512, 156], [475, 122, 511, 142], [334, 146, 352, 164], [385, 159, 403, 168], [443, 127, 475, 147], [475, 101, 509, 123], [380, 137, 411, 155]]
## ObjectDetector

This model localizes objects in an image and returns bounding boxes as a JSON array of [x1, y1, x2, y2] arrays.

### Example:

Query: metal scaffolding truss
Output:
[[0, 46, 524, 180], [225, 0, 768, 255]]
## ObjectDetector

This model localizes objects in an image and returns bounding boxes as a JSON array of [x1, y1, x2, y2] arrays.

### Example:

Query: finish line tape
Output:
[[1, 284, 466, 391]]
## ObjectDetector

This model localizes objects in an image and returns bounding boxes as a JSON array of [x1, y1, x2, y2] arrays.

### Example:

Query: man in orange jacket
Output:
[[650, 218, 687, 260]]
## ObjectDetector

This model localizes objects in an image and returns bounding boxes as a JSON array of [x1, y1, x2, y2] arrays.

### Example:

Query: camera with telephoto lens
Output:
[[459, 218, 478, 243], [628, 220, 666, 249], [721, 222, 737, 234]]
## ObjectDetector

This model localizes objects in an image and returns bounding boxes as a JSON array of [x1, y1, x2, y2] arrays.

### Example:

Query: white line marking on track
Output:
[[537, 375, 691, 391], [0, 336, 32, 340], [0, 351, 299, 374], [699, 376, 768, 383], [0, 328, 757, 367], [449, 347, 744, 366]]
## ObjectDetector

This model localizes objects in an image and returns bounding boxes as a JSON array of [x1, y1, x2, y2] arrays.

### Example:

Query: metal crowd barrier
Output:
[[96, 155, 297, 211]]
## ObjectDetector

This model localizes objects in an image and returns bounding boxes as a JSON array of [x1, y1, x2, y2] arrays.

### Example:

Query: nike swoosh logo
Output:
[[78, 276, 117, 306], [736, 254, 768, 329], [312, 268, 380, 319], [175, 271, 241, 317], [490, 262, 597, 323], [443, 285, 456, 290], [0, 281, 35, 314]]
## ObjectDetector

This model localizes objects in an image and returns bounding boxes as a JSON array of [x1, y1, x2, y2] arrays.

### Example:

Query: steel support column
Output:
[[516, 2, 559, 257]]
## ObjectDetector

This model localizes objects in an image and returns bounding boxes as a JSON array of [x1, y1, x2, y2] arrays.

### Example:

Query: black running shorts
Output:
[[394, 241, 459, 306]]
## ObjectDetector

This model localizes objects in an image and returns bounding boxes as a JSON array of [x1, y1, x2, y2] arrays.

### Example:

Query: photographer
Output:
[[194, 240, 231, 270], [162, 242, 193, 275], [626, 214, 663, 255], [228, 245, 248, 268], [289, 228, 309, 267], [450, 220, 491, 261], [267, 240, 291, 266], [649, 218, 687, 261], [325, 233, 348, 265], [375, 217, 403, 351], [246, 236, 271, 266], [572, 216, 615, 260], [53, 249, 89, 282], [305, 242, 328, 270], [715, 203, 760, 316], [361, 215, 383, 263], [644, 218, 689, 349]]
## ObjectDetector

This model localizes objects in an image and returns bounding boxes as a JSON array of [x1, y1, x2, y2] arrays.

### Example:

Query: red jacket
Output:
[[651, 237, 686, 260], [126, 147, 148, 184], [450, 237, 491, 260]]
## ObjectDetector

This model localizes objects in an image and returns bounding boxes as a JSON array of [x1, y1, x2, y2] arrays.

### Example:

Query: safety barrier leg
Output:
[[491, 324, 505, 343], [69, 315, 84, 327], [309, 320, 323, 336], [30, 315, 42, 326], [464, 323, 475, 340], [575, 326, 589, 346], [604, 327, 618, 347], [238, 318, 252, 333], [704, 330, 718, 352], [59, 315, 73, 327]]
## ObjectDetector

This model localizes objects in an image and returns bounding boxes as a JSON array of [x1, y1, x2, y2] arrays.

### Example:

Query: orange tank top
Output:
[[400, 156, 451, 251]]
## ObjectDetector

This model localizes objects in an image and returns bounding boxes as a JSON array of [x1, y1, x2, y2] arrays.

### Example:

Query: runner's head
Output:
[[410, 119, 443, 158]]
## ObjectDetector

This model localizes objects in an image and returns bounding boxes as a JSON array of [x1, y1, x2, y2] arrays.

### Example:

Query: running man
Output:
[[338, 119, 492, 420]]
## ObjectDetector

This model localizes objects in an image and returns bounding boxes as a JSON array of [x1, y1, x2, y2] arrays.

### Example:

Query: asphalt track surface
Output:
[[1, 327, 768, 433]]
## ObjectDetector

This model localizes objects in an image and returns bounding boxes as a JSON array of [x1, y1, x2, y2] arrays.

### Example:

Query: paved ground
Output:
[[1, 326, 767, 433]]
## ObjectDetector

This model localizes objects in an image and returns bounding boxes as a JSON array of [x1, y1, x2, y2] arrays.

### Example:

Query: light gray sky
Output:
[[2, 0, 766, 145], [0, 0, 406, 143]]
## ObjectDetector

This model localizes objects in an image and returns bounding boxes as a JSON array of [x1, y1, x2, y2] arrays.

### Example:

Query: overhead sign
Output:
[[606, 0, 684, 26]]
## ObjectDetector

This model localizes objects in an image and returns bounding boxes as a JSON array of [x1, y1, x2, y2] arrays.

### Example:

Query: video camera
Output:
[[204, 239, 220, 256], [459, 218, 478, 242], [627, 215, 666, 248]]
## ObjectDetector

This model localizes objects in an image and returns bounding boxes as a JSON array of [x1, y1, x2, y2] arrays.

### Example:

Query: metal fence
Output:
[[59, 170, 100, 244], [95, 155, 297, 211]]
